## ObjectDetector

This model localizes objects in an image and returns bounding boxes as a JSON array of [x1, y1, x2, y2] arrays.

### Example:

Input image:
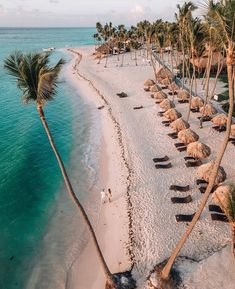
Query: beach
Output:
[[65, 46, 235, 289]]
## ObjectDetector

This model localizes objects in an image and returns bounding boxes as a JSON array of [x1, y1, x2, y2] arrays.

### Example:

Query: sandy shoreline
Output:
[[65, 48, 131, 289], [65, 46, 235, 289]]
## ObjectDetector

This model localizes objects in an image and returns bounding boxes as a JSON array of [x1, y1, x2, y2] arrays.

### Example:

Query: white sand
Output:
[[66, 47, 235, 289]]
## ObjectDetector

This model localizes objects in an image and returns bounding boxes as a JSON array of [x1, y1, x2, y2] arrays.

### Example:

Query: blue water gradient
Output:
[[0, 28, 96, 289]]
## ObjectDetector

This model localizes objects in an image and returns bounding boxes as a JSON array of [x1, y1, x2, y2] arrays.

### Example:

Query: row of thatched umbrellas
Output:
[[144, 67, 235, 222]]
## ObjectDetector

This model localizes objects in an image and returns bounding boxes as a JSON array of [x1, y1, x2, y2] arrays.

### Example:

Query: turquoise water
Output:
[[0, 28, 97, 289]]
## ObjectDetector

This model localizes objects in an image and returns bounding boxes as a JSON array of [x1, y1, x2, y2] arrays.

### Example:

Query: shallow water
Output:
[[0, 28, 100, 289]]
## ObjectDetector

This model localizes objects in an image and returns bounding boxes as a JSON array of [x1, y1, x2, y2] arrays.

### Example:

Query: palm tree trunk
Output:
[[161, 46, 234, 281], [186, 52, 196, 122], [121, 52, 125, 67], [231, 224, 235, 258], [37, 105, 116, 287], [210, 53, 223, 99]]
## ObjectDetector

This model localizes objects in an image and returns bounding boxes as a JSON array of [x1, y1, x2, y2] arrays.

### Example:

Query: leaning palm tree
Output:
[[161, 0, 235, 282], [4, 51, 119, 289]]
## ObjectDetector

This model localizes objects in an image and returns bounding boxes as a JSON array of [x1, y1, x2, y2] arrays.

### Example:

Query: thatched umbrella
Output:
[[170, 118, 190, 132], [200, 103, 218, 116], [177, 89, 189, 100], [212, 113, 228, 127], [153, 91, 167, 103], [160, 77, 171, 86], [144, 79, 155, 87], [156, 67, 173, 79], [187, 141, 211, 159], [196, 161, 226, 184], [159, 99, 175, 110], [191, 96, 204, 109], [168, 82, 179, 92], [150, 84, 161, 93], [230, 124, 235, 137], [178, 128, 199, 144], [163, 108, 182, 122], [212, 183, 235, 257]]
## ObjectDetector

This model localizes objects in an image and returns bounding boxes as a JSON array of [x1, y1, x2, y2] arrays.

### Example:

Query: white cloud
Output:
[[130, 5, 146, 14]]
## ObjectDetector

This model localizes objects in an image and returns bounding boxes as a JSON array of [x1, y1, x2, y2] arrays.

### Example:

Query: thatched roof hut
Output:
[[200, 103, 218, 116], [150, 84, 161, 93], [156, 67, 173, 80], [212, 113, 227, 127], [170, 118, 190, 132], [153, 91, 167, 103], [159, 99, 175, 110], [160, 77, 172, 86], [178, 128, 199, 144], [187, 141, 211, 159], [190, 51, 226, 69], [144, 79, 155, 87], [196, 162, 226, 184], [230, 124, 235, 137], [168, 82, 179, 92], [153, 91, 168, 103], [177, 89, 189, 100], [212, 183, 235, 221], [191, 96, 204, 109], [163, 108, 182, 121]]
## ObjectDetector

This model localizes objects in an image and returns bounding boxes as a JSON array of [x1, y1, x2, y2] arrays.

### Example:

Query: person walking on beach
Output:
[[108, 188, 112, 203], [100, 189, 106, 204]]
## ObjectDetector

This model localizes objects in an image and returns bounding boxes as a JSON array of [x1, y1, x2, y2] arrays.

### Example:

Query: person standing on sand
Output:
[[100, 189, 106, 204], [108, 188, 112, 203]]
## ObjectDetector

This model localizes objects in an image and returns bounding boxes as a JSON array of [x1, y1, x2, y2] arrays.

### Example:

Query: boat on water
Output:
[[42, 47, 55, 52]]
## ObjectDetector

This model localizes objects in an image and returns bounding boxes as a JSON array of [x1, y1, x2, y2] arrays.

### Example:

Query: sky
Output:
[[0, 0, 200, 27]]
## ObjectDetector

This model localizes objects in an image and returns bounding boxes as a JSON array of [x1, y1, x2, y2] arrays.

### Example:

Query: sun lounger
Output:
[[170, 185, 190, 192], [197, 116, 212, 122], [171, 195, 192, 204], [158, 112, 165, 117], [178, 100, 189, 104], [184, 156, 196, 161], [164, 122, 171, 126], [162, 120, 171, 124], [155, 162, 172, 169], [177, 146, 187, 152], [199, 185, 217, 194], [211, 213, 228, 222], [168, 91, 177, 96], [209, 204, 224, 213], [212, 126, 226, 132], [175, 213, 195, 222], [229, 137, 235, 142], [117, 92, 128, 98], [153, 156, 169, 162], [168, 132, 178, 138], [174, 142, 185, 147], [97, 105, 104, 110], [196, 179, 208, 185], [190, 108, 199, 113], [133, 106, 143, 110], [185, 159, 202, 167], [144, 87, 150, 92]]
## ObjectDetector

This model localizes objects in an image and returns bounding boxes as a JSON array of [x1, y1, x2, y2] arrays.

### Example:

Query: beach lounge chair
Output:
[[175, 213, 195, 222], [170, 185, 190, 192], [171, 195, 192, 204]]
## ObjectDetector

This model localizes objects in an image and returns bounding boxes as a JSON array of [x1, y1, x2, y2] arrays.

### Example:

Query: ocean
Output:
[[0, 28, 101, 289]]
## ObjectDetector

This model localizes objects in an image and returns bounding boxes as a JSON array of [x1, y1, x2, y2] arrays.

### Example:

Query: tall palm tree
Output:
[[161, 0, 235, 281], [4, 52, 118, 289]]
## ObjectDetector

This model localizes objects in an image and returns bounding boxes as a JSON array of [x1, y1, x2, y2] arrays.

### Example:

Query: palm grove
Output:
[[4, 0, 235, 288]]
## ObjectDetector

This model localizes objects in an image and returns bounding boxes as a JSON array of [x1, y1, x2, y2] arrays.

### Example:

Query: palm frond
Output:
[[4, 51, 65, 105]]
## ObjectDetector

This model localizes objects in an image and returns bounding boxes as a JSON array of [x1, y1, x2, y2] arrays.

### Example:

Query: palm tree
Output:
[[175, 2, 197, 88], [161, 0, 235, 281], [4, 51, 118, 289]]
